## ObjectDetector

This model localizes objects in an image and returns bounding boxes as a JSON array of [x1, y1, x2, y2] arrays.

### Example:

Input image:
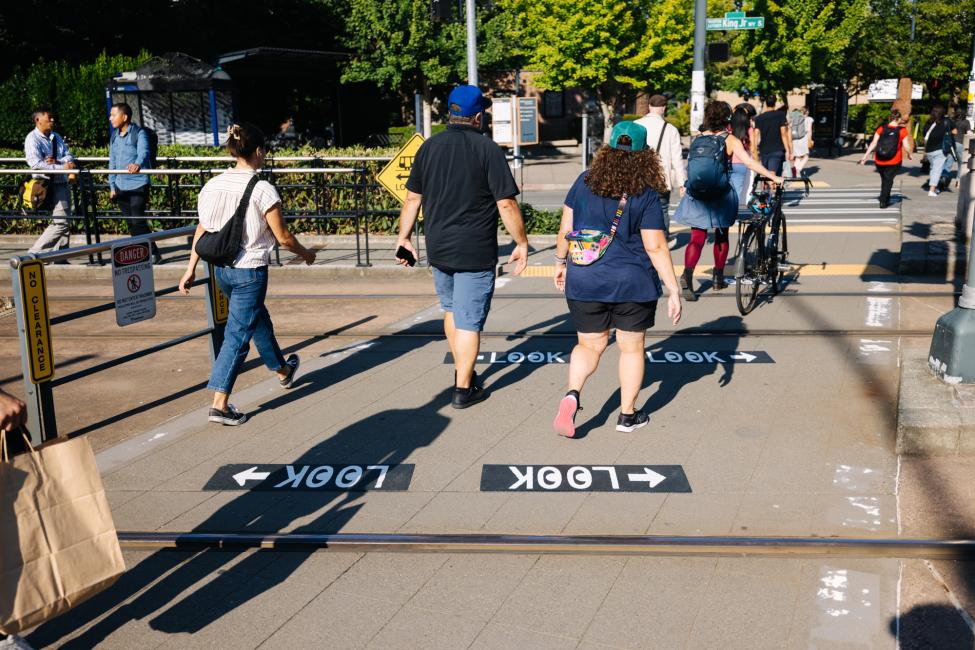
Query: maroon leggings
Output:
[[684, 227, 729, 271]]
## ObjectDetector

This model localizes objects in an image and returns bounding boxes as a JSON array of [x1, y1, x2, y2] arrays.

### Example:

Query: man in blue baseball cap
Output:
[[396, 84, 529, 409]]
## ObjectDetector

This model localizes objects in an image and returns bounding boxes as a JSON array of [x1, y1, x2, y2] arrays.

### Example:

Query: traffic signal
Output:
[[707, 42, 730, 63], [431, 0, 452, 21]]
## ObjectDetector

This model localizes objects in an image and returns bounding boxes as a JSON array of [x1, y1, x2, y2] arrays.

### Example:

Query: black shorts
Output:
[[566, 300, 657, 333]]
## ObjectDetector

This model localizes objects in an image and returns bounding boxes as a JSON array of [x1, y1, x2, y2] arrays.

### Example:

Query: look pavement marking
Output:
[[517, 264, 895, 278], [481, 464, 692, 492], [204, 464, 415, 491], [376, 133, 425, 204], [442, 350, 773, 365]]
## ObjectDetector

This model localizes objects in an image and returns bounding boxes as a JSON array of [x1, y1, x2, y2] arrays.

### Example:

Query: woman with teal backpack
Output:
[[551, 121, 682, 438]]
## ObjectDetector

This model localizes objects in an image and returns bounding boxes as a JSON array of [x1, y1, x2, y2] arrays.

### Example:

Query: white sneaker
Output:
[[928, 190, 939, 197], [667, 237, 678, 250], [0, 635, 35, 649]]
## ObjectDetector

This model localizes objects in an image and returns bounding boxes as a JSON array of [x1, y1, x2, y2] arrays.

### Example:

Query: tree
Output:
[[500, 0, 652, 140], [633, 0, 695, 96], [719, 0, 871, 100], [341, 0, 516, 129], [907, 0, 975, 102]]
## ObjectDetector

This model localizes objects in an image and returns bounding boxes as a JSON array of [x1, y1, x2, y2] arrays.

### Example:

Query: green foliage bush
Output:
[[0, 51, 153, 149], [666, 102, 690, 135], [847, 103, 894, 135], [0, 143, 561, 236]]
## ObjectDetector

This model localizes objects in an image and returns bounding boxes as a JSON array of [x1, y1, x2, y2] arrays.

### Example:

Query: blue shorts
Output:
[[432, 267, 496, 332]]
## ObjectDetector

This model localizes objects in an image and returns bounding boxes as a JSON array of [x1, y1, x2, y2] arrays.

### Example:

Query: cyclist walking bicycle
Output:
[[673, 101, 782, 301]]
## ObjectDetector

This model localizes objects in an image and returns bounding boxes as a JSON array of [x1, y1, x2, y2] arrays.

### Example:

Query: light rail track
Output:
[[116, 531, 975, 560]]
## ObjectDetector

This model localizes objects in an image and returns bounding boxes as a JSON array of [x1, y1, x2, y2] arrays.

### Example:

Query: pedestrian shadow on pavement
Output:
[[573, 315, 745, 438], [26, 319, 456, 646], [890, 604, 975, 649]]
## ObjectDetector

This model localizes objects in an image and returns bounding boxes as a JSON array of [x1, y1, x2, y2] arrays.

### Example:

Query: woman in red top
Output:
[[859, 108, 914, 209]]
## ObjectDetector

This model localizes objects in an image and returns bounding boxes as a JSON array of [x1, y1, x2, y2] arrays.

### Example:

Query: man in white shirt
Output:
[[635, 95, 686, 249]]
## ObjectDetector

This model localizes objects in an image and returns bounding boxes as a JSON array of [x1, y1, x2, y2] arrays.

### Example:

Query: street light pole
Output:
[[929, 139, 975, 384], [466, 0, 478, 86], [690, 0, 707, 133], [967, 31, 975, 129]]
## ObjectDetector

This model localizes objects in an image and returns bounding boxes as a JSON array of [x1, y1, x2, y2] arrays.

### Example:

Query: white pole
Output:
[[582, 113, 589, 170], [690, 0, 707, 133], [512, 72, 522, 169], [967, 34, 975, 130], [466, 0, 478, 86]]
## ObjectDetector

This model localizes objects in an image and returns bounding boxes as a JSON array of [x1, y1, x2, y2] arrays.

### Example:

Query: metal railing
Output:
[[9, 227, 225, 445], [0, 165, 402, 267]]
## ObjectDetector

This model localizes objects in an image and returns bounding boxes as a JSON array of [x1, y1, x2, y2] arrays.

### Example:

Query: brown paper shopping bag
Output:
[[0, 429, 125, 634]]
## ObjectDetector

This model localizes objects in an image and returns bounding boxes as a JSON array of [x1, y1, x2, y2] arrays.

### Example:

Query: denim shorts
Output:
[[432, 267, 496, 332]]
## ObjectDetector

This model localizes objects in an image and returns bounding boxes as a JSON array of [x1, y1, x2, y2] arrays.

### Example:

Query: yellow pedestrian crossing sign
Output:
[[376, 133, 425, 204]]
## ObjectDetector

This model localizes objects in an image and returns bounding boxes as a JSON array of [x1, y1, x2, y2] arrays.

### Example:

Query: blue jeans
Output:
[[208, 266, 286, 394], [432, 267, 496, 332], [927, 150, 949, 189]]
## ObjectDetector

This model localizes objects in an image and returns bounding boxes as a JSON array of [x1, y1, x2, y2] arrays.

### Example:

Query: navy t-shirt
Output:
[[564, 172, 665, 303]]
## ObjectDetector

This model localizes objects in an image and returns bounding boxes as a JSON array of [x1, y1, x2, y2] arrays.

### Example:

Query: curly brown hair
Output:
[[585, 145, 667, 198]]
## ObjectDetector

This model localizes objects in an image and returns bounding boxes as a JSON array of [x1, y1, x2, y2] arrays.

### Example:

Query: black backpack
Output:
[[875, 126, 901, 162], [686, 134, 731, 199], [141, 125, 159, 168], [194, 176, 259, 267]]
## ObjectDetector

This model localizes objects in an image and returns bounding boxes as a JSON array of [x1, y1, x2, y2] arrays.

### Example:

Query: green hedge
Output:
[[0, 143, 563, 235], [848, 103, 894, 135], [0, 51, 153, 148]]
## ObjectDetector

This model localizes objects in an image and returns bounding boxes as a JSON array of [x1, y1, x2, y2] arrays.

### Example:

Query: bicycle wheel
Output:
[[767, 212, 788, 295], [735, 226, 761, 315]]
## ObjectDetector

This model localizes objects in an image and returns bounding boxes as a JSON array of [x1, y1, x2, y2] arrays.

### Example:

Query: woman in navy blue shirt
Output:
[[552, 121, 682, 438]]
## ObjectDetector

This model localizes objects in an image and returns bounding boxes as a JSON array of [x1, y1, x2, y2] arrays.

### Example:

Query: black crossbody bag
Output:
[[195, 175, 259, 267]]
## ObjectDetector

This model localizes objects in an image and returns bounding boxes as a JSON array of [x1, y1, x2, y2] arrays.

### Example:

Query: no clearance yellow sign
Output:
[[18, 260, 54, 383], [376, 133, 425, 204]]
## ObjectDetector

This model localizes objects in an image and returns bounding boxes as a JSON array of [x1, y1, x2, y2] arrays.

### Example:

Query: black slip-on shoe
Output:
[[279, 354, 300, 389], [616, 410, 650, 432], [208, 404, 247, 426], [451, 384, 489, 409]]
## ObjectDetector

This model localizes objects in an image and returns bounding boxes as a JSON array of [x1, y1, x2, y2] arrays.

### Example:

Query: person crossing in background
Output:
[[788, 107, 814, 176], [674, 101, 782, 301], [108, 102, 162, 264], [396, 84, 529, 409], [179, 123, 317, 426], [635, 94, 686, 250], [25, 108, 76, 256], [552, 121, 682, 438], [859, 108, 913, 209], [753, 96, 792, 176]]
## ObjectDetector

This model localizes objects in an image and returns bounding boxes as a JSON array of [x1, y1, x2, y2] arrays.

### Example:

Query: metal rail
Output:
[[115, 531, 975, 559], [8, 227, 225, 444]]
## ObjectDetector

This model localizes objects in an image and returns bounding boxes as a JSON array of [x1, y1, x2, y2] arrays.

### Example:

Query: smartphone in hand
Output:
[[395, 245, 417, 267]]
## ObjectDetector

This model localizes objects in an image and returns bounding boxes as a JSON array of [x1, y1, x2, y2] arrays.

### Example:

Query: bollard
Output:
[[929, 137, 975, 383]]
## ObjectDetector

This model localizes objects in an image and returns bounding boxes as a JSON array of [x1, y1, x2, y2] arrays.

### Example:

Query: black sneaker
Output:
[[452, 384, 488, 409], [616, 410, 650, 432], [279, 354, 300, 389], [208, 404, 247, 426]]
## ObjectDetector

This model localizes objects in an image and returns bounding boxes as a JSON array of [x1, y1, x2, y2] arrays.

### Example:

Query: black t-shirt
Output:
[[754, 109, 788, 155], [924, 119, 949, 151], [957, 119, 972, 138], [406, 125, 519, 271]]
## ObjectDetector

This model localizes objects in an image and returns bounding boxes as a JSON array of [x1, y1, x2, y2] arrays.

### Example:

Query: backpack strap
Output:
[[655, 121, 667, 152]]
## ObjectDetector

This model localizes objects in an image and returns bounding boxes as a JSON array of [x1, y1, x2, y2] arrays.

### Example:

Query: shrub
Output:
[[666, 102, 691, 135], [0, 51, 153, 148]]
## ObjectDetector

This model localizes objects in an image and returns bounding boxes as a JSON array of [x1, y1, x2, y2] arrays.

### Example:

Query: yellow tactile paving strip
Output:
[[516, 263, 896, 278]]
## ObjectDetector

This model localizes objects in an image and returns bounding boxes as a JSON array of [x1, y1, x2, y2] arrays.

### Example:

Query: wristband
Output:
[[554, 254, 567, 265]]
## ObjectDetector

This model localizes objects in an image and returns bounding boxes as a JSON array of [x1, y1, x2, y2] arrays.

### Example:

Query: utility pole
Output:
[[690, 0, 707, 133], [466, 0, 478, 86], [967, 32, 975, 129]]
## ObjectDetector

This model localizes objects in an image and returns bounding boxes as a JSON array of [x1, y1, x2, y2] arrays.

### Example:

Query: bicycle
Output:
[[734, 176, 812, 315]]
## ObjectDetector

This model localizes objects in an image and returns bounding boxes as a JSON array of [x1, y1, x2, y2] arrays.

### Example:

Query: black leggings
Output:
[[116, 186, 159, 252]]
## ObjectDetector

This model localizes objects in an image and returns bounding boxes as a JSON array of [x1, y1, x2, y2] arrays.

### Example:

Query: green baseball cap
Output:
[[609, 120, 647, 151]]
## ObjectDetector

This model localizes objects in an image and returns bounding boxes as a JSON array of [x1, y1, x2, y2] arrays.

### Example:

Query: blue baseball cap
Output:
[[448, 85, 490, 117]]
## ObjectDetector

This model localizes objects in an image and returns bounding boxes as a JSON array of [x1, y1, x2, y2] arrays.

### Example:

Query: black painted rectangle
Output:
[[646, 350, 774, 364], [204, 464, 414, 492], [480, 464, 691, 493]]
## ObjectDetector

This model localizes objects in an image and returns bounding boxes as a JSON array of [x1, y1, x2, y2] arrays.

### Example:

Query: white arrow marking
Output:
[[233, 466, 270, 487], [626, 468, 667, 488], [731, 352, 757, 363]]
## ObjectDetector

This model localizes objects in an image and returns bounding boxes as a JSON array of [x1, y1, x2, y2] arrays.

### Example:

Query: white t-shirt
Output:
[[197, 169, 281, 268]]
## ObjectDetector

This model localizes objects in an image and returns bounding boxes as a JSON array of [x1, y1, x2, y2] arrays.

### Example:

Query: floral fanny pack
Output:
[[565, 194, 628, 266]]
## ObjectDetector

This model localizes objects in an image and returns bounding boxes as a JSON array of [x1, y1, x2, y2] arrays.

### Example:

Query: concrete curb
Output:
[[897, 345, 975, 455]]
